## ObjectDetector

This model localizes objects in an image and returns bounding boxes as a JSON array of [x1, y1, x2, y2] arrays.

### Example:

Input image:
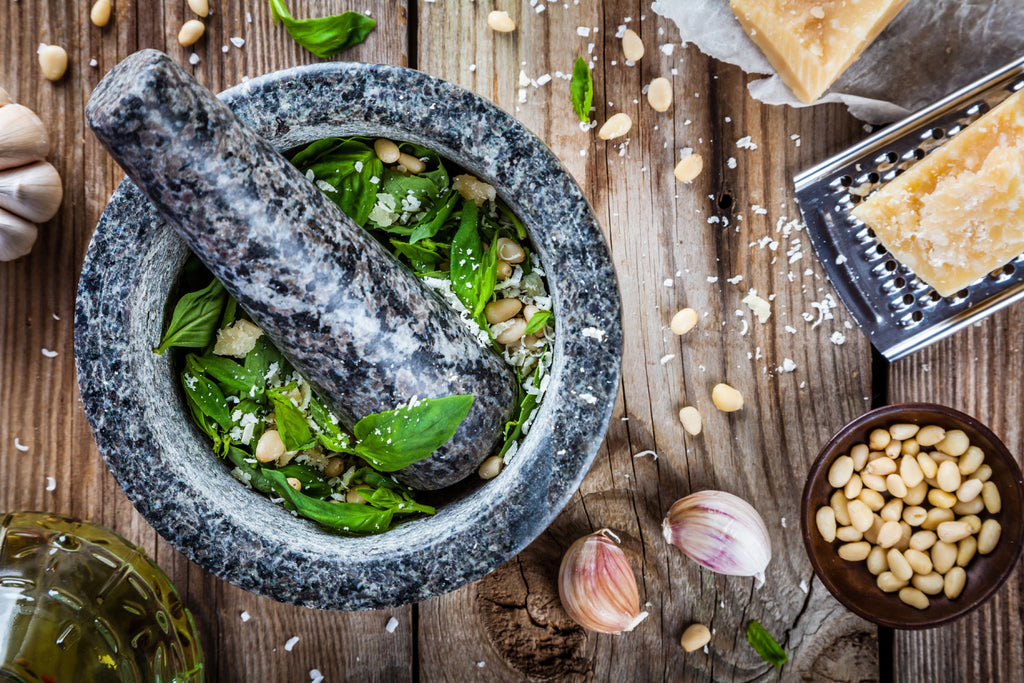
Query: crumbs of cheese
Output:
[[729, 0, 911, 104], [453, 174, 497, 207], [852, 88, 1024, 297], [214, 319, 264, 359], [742, 289, 772, 323]]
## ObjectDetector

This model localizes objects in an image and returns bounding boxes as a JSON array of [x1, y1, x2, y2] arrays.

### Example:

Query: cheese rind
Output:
[[851, 88, 1024, 298], [730, 0, 910, 104]]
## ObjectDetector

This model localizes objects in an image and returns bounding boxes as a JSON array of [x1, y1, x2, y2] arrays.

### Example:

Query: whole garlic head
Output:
[[0, 104, 50, 172], [558, 529, 648, 634], [0, 161, 63, 223], [0, 207, 38, 261]]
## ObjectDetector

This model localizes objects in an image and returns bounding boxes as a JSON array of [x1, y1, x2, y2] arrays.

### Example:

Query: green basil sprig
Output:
[[354, 394, 474, 471], [155, 278, 227, 354], [262, 468, 394, 534], [746, 620, 787, 668], [268, 0, 376, 58], [290, 137, 383, 225], [523, 309, 551, 336], [268, 386, 317, 452], [570, 56, 594, 123]]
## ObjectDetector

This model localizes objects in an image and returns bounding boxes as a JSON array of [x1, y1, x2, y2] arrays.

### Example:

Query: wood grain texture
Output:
[[889, 312, 1024, 683]]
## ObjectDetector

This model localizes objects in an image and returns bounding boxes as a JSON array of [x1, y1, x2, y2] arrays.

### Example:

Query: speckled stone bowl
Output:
[[75, 62, 622, 609]]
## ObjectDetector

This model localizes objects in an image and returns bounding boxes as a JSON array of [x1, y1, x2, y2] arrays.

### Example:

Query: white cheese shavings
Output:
[[240, 611, 251, 622], [386, 617, 400, 633], [310, 670, 324, 683], [14, 438, 28, 452], [230, 37, 245, 48], [581, 327, 606, 342], [742, 290, 772, 323], [659, 354, 676, 365], [45, 476, 56, 491], [41, 348, 58, 358], [736, 135, 758, 150], [780, 358, 797, 372], [830, 331, 847, 345], [578, 393, 598, 405], [284, 636, 300, 651]]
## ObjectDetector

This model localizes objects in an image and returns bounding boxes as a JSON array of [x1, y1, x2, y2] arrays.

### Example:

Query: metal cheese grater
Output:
[[794, 55, 1024, 360]]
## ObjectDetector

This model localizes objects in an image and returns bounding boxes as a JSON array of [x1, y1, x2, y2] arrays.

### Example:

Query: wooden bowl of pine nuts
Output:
[[801, 403, 1024, 628]]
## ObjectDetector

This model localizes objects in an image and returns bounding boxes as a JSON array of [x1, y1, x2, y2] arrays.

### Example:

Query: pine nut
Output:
[[901, 438, 920, 456], [884, 439, 902, 458], [679, 406, 702, 436], [903, 506, 927, 527], [37, 45, 68, 81], [673, 154, 703, 183], [487, 10, 516, 33], [496, 260, 513, 280], [866, 457, 896, 476], [903, 481, 928, 506], [345, 486, 369, 504], [930, 451, 956, 465], [880, 498, 903, 522], [522, 305, 540, 322], [851, 444, 869, 470], [916, 452, 938, 479], [178, 20, 205, 46], [188, 0, 209, 18], [930, 541, 957, 574], [959, 446, 984, 475], [886, 549, 913, 582], [936, 521, 972, 544], [711, 383, 743, 412], [323, 457, 345, 479], [647, 77, 672, 112], [857, 489, 885, 512], [598, 113, 633, 140], [397, 153, 426, 174], [981, 481, 1001, 514], [866, 546, 888, 575], [960, 515, 982, 534], [838, 542, 871, 562], [621, 29, 644, 61], [836, 525, 863, 542], [285, 477, 302, 491], [846, 499, 873, 533], [843, 473, 862, 500], [91, 0, 112, 27], [477, 455, 503, 479], [680, 623, 711, 652], [909, 530, 937, 551], [916, 425, 946, 447], [860, 471, 887, 492], [374, 138, 401, 164], [889, 423, 919, 441], [936, 460, 961, 492], [977, 519, 1001, 555], [921, 507, 954, 530], [255, 429, 285, 463], [876, 571, 906, 592], [829, 455, 855, 488], [496, 237, 525, 264], [900, 456, 924, 487], [972, 464, 992, 482], [495, 318, 527, 345], [956, 536, 977, 567], [831, 491, 851, 526], [927, 488, 957, 509], [911, 571, 944, 595], [896, 522, 912, 552], [484, 298, 522, 324], [944, 567, 967, 599], [955, 477, 982, 503], [815, 506, 836, 542], [952, 497, 984, 516], [886, 474, 908, 499], [670, 308, 698, 335], [936, 429, 969, 456], [876, 520, 902, 548], [868, 428, 891, 450], [863, 516, 883, 546], [898, 587, 929, 610]]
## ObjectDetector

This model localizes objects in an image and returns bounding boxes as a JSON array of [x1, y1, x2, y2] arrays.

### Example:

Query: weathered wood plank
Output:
[[0, 2, 412, 681], [890, 311, 1024, 683]]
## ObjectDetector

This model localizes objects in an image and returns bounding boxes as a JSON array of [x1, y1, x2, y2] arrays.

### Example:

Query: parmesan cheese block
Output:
[[851, 88, 1024, 298], [730, 0, 910, 104]]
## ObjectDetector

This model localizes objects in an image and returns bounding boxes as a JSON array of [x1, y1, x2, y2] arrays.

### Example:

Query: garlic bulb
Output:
[[662, 490, 772, 584], [0, 161, 63, 223], [0, 104, 50, 171], [558, 529, 648, 634], [0, 207, 38, 261]]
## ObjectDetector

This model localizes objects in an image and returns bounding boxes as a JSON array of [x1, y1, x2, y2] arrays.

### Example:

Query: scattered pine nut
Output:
[[621, 29, 644, 62], [815, 506, 836, 543], [487, 10, 516, 33], [673, 154, 703, 183], [981, 481, 1001, 514], [37, 45, 68, 82], [710, 383, 743, 412], [678, 406, 702, 436], [597, 113, 632, 140], [91, 0, 112, 27], [670, 308, 698, 335], [680, 623, 711, 652], [647, 77, 672, 112], [178, 19, 206, 47], [188, 0, 210, 18], [944, 566, 967, 599], [478, 455, 503, 480], [977, 519, 1001, 554]]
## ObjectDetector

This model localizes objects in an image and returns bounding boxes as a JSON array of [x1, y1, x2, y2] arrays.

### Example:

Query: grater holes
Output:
[[839, 175, 853, 187], [911, 310, 923, 323], [930, 127, 946, 140]]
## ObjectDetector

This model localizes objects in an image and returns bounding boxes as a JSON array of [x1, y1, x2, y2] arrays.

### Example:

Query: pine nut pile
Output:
[[815, 422, 1003, 610]]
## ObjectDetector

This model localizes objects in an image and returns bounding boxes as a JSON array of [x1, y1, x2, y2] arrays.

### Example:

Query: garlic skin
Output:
[[0, 207, 38, 261], [662, 490, 772, 584], [0, 104, 50, 171], [558, 529, 649, 634], [0, 161, 63, 223], [0, 88, 11, 107]]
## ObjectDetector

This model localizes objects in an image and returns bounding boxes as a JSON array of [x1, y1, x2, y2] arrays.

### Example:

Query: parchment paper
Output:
[[651, 0, 1024, 123]]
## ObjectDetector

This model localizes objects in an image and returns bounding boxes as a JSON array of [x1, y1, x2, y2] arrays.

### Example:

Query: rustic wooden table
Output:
[[1, 1, 1020, 681]]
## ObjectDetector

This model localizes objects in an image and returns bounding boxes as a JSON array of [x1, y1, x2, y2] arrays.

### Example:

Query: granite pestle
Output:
[[84, 49, 518, 490]]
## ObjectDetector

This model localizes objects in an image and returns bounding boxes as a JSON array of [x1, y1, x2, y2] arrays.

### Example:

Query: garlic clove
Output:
[[0, 161, 63, 223], [662, 490, 772, 584], [558, 529, 649, 634], [0, 207, 38, 261], [0, 87, 11, 107], [0, 104, 50, 171]]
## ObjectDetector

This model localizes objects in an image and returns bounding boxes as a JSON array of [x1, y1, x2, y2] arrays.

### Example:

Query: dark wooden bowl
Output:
[[801, 403, 1024, 629]]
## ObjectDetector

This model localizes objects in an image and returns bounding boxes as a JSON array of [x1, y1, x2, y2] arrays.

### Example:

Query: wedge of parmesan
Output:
[[851, 88, 1024, 298], [730, 0, 910, 104]]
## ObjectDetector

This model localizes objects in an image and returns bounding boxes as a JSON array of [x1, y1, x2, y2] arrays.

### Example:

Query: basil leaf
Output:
[[193, 354, 266, 398], [353, 395, 474, 471], [275, 462, 333, 498], [290, 138, 382, 225], [263, 468, 393, 534], [746, 620, 787, 668], [390, 240, 445, 273], [226, 446, 274, 493], [523, 309, 551, 336], [570, 56, 593, 123], [408, 189, 459, 244], [499, 392, 537, 457], [231, 398, 266, 450], [268, 0, 376, 58], [357, 486, 435, 516], [450, 201, 483, 313], [308, 396, 353, 453], [155, 278, 228, 354], [244, 335, 287, 383], [268, 389, 316, 452], [497, 201, 528, 241], [182, 359, 233, 432], [473, 236, 499, 318], [185, 390, 225, 454], [351, 466, 403, 491]]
